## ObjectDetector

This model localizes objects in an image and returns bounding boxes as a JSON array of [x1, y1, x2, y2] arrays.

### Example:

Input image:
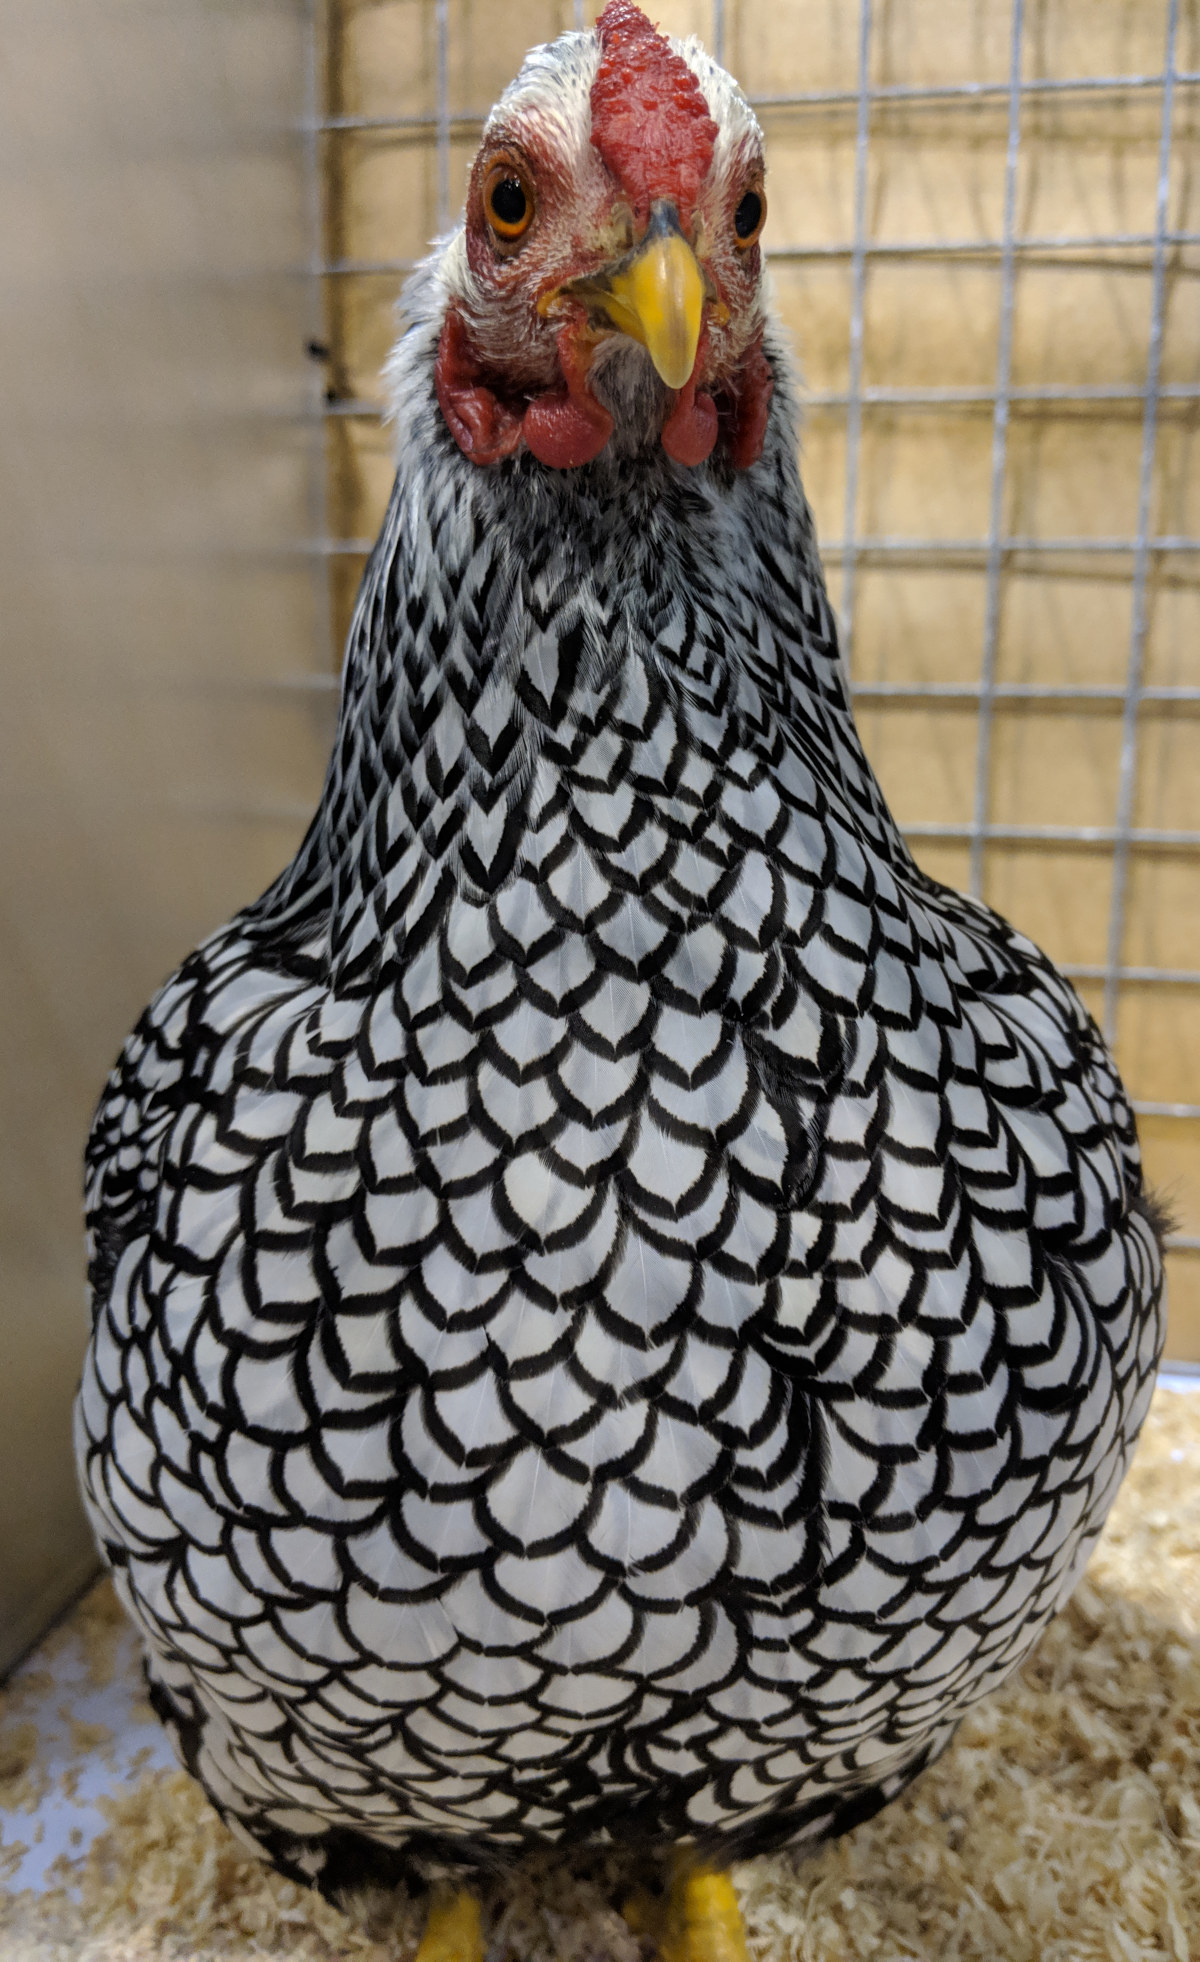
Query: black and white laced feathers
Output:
[[77, 14, 1164, 1908]]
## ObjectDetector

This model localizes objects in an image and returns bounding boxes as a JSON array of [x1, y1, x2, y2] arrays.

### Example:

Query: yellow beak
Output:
[[594, 215, 706, 391]]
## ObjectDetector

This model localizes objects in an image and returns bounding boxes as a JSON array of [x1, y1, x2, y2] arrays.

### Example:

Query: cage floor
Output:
[[1, 1377, 1197, 1961]]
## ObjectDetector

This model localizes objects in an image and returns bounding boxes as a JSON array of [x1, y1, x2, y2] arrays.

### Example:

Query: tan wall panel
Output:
[[855, 702, 979, 826], [0, 0, 328, 1669], [986, 848, 1115, 974], [853, 569, 987, 685], [998, 573, 1134, 687]]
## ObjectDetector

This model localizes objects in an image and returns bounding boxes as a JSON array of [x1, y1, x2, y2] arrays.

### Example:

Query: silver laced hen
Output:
[[77, 3, 1165, 1949]]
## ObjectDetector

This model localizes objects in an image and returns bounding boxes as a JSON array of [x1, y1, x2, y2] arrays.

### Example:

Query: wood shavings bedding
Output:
[[1, 1386, 1196, 1962]]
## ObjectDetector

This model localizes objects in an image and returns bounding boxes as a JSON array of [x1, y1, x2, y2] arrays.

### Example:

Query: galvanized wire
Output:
[[305, 2, 1200, 1264], [968, 0, 1023, 900], [435, 0, 450, 232], [319, 232, 1200, 276], [1102, 0, 1179, 1049], [836, 0, 872, 655], [304, 0, 335, 675], [711, 0, 725, 66], [316, 67, 1200, 135]]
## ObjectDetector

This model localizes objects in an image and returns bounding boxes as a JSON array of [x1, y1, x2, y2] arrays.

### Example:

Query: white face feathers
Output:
[[388, 12, 771, 473]]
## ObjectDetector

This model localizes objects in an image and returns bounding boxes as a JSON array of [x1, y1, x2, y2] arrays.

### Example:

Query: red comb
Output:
[[590, 0, 718, 228]]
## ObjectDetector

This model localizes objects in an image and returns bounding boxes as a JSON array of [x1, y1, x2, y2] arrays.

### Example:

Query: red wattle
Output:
[[719, 335, 774, 470], [662, 382, 718, 466], [522, 318, 614, 469], [435, 309, 523, 465], [523, 393, 614, 468]]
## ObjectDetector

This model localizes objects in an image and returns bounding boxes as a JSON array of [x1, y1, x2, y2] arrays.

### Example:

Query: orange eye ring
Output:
[[483, 157, 535, 246], [734, 182, 767, 250]]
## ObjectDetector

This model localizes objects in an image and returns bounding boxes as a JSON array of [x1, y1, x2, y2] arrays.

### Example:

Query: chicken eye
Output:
[[483, 161, 535, 245], [734, 188, 766, 248], [491, 179, 527, 226]]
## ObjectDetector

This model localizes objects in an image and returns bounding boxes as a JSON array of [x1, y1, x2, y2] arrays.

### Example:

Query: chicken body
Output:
[[77, 6, 1164, 1914]]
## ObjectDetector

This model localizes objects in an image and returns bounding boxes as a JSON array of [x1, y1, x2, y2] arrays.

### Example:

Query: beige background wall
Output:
[[317, 0, 1200, 1358], [0, 0, 332, 1671]]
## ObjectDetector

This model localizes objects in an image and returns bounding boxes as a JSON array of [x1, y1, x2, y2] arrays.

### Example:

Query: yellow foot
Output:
[[624, 1865, 749, 1962], [414, 1889, 484, 1962], [622, 1885, 667, 1943]]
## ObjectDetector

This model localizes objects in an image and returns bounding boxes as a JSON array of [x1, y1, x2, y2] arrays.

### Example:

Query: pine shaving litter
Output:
[[0, 1715, 49, 1821], [64, 1723, 114, 1761], [0, 1386, 1196, 1961]]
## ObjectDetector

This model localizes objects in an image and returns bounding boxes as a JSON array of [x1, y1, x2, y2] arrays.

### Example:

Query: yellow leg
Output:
[[657, 1863, 750, 1962], [414, 1890, 484, 1962], [622, 1885, 668, 1944]]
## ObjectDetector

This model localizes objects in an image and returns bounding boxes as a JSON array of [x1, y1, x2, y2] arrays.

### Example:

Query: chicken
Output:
[[76, 7, 1166, 1961]]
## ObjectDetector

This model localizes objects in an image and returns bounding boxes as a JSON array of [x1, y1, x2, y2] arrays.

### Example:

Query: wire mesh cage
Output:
[[310, 0, 1200, 1357]]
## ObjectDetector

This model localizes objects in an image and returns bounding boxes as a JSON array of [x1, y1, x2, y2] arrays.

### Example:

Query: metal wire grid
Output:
[[307, 0, 1200, 1267]]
